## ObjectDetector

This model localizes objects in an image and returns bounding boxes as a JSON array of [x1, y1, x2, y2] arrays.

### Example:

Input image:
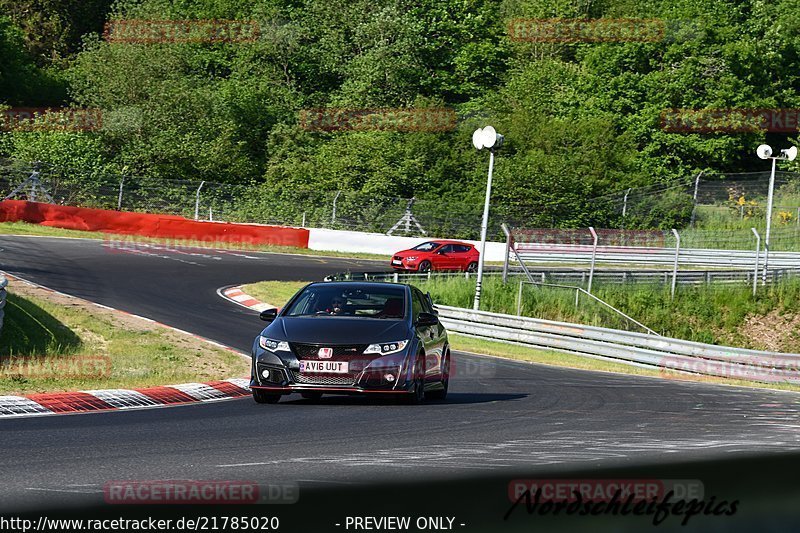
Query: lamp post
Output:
[[471, 126, 504, 310], [756, 144, 797, 281]]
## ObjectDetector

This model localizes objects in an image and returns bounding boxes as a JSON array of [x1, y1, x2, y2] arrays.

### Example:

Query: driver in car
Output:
[[316, 295, 347, 315]]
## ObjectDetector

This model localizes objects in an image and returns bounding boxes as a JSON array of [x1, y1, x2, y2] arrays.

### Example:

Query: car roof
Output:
[[311, 281, 412, 290], [421, 239, 472, 245]]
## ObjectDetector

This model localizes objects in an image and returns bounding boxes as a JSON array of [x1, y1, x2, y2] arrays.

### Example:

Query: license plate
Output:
[[300, 360, 349, 373], [392, 260, 402, 265]]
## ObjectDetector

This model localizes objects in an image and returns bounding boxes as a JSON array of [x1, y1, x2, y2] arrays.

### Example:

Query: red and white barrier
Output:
[[0, 200, 310, 248], [307, 227, 507, 261], [0, 200, 505, 259]]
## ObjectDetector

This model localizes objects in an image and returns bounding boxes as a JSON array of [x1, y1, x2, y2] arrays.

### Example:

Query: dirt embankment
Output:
[[734, 310, 800, 353]]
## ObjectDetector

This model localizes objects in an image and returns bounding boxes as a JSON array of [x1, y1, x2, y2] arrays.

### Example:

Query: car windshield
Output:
[[411, 241, 441, 251], [284, 285, 406, 319]]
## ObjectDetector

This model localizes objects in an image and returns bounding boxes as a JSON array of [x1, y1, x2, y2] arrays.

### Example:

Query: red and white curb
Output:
[[219, 286, 274, 312], [0, 272, 253, 419], [0, 379, 251, 418]]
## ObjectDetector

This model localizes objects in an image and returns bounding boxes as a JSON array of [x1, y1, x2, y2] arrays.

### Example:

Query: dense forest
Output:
[[1, 0, 799, 230]]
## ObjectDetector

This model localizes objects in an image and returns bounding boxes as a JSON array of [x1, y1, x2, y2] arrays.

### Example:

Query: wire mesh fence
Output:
[[593, 171, 800, 231], [1, 160, 799, 245], [506, 225, 800, 253]]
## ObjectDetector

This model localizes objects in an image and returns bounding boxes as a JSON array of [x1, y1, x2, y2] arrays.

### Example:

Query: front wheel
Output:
[[466, 262, 478, 273], [418, 260, 432, 273], [426, 351, 449, 400], [252, 389, 281, 404], [403, 353, 426, 405]]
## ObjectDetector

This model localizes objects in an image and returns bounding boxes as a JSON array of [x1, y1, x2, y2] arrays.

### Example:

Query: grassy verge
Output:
[[240, 281, 800, 392], [408, 275, 800, 352], [0, 221, 390, 260], [242, 281, 308, 308], [451, 334, 800, 392], [0, 281, 249, 395]]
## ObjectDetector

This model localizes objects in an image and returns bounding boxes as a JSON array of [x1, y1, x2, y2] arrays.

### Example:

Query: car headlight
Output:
[[364, 340, 409, 355], [405, 256, 417, 261], [259, 336, 291, 352]]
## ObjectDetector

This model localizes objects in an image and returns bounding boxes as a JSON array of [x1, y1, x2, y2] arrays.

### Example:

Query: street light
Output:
[[756, 144, 797, 281], [471, 126, 504, 310]]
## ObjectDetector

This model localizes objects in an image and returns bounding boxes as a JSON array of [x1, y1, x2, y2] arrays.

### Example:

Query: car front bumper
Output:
[[250, 352, 416, 395]]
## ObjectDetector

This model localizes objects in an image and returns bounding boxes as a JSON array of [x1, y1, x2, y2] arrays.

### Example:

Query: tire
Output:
[[466, 262, 478, 273], [426, 351, 449, 401], [418, 260, 432, 273], [301, 392, 323, 402], [404, 353, 426, 405], [252, 389, 281, 404]]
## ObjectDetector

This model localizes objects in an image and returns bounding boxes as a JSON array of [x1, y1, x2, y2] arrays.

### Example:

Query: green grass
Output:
[[0, 288, 249, 395], [0, 221, 390, 260], [243, 276, 800, 351], [242, 280, 308, 308], [450, 333, 800, 392], [409, 275, 800, 352]]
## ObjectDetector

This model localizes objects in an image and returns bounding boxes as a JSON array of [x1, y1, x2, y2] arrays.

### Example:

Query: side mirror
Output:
[[416, 312, 439, 327], [259, 308, 278, 322]]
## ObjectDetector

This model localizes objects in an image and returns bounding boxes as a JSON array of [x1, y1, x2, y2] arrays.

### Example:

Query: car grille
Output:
[[291, 343, 367, 359], [290, 370, 356, 386], [290, 343, 369, 386]]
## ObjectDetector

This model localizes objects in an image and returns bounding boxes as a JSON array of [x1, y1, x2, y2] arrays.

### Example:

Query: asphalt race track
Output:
[[2, 235, 800, 530]]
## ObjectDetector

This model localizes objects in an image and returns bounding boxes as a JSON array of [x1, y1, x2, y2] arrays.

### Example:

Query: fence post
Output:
[[194, 181, 205, 220], [751, 228, 760, 296], [331, 190, 341, 226], [117, 176, 124, 210], [502, 223, 511, 284], [622, 188, 632, 218], [588, 227, 598, 294], [671, 228, 680, 300], [516, 281, 524, 316], [689, 171, 704, 228], [302, 212, 306, 228]]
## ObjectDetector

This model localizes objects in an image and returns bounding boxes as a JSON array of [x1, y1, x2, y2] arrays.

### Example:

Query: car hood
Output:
[[266, 317, 409, 344], [394, 249, 420, 257]]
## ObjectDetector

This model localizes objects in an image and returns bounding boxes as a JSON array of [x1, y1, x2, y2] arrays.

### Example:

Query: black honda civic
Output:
[[250, 281, 450, 404]]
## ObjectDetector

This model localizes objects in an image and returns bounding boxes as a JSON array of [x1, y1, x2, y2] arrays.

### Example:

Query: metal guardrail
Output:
[[0, 275, 6, 335], [325, 268, 800, 287], [436, 305, 800, 384], [512, 246, 800, 269]]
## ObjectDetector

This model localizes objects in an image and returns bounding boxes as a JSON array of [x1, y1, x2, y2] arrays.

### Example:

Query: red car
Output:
[[391, 240, 480, 273]]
